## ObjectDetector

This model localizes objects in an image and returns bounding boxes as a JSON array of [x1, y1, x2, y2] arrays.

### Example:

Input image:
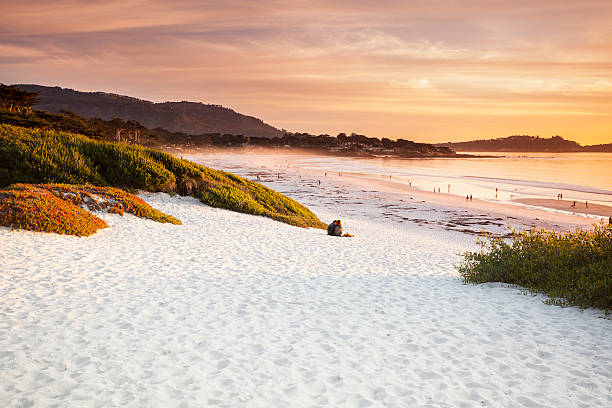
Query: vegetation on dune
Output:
[[40, 184, 181, 224], [0, 184, 180, 236], [0, 124, 325, 228], [458, 224, 612, 314], [0, 185, 107, 236]]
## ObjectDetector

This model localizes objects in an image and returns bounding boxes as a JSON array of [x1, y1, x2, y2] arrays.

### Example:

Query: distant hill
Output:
[[15, 84, 283, 138], [583, 143, 612, 153], [437, 135, 612, 152]]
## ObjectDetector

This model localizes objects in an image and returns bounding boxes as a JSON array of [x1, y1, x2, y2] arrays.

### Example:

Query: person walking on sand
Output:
[[466, 195, 469, 202], [469, 194, 472, 202]]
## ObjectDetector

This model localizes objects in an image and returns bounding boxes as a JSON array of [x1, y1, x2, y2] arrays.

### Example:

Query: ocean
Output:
[[187, 150, 612, 207]]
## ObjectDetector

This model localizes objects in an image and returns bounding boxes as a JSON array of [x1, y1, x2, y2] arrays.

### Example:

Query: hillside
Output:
[[583, 143, 612, 153], [15, 84, 283, 138], [0, 123, 325, 229], [437, 135, 612, 152]]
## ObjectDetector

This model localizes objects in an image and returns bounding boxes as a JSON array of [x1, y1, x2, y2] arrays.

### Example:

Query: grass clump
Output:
[[0, 124, 325, 228], [457, 224, 612, 314], [0, 184, 181, 236]]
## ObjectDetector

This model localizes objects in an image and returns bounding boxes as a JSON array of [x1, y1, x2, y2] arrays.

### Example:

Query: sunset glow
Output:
[[2, 0, 611, 144]]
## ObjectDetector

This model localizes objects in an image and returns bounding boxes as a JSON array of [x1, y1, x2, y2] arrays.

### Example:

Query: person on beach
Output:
[[327, 220, 337, 235], [466, 195, 469, 202], [327, 220, 351, 237], [469, 194, 472, 202], [571, 201, 576, 208], [333, 220, 343, 236]]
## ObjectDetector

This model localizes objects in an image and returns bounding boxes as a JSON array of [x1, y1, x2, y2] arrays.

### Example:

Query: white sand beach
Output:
[[1, 189, 611, 407]]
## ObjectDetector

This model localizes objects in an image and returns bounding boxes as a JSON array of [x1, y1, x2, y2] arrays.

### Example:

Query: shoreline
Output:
[[329, 173, 603, 232], [514, 198, 612, 217], [163, 145, 497, 160], [185, 150, 607, 235]]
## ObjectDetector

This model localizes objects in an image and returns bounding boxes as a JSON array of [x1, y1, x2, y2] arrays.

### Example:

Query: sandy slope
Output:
[[1, 193, 611, 407]]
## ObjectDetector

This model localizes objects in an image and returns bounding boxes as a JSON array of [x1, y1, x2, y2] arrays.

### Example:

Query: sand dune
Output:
[[1, 193, 611, 407]]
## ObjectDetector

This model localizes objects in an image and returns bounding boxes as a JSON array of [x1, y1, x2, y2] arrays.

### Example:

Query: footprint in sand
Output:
[[247, 343, 263, 354], [273, 357, 290, 366], [216, 359, 230, 370]]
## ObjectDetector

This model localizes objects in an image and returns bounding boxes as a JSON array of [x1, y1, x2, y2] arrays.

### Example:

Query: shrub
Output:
[[457, 224, 612, 313], [0, 184, 181, 236], [0, 124, 325, 228]]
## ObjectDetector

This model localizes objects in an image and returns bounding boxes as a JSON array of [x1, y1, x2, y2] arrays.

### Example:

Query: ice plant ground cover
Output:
[[0, 124, 325, 229], [1, 193, 611, 407], [0, 184, 180, 236]]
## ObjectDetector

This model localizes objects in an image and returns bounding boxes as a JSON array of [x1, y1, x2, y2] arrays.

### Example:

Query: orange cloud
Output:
[[1, 0, 611, 144]]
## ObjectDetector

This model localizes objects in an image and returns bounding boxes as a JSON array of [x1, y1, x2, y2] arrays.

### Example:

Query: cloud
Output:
[[1, 0, 612, 144]]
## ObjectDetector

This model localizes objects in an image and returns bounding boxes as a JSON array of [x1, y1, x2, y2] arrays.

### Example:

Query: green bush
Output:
[[457, 224, 612, 313], [0, 124, 325, 228]]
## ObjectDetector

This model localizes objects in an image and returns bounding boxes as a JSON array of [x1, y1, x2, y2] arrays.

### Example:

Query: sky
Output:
[[1, 0, 612, 144]]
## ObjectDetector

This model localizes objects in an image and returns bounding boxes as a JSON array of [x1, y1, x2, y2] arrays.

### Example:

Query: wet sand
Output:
[[185, 151, 607, 235], [322, 171, 605, 232], [515, 198, 612, 217]]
